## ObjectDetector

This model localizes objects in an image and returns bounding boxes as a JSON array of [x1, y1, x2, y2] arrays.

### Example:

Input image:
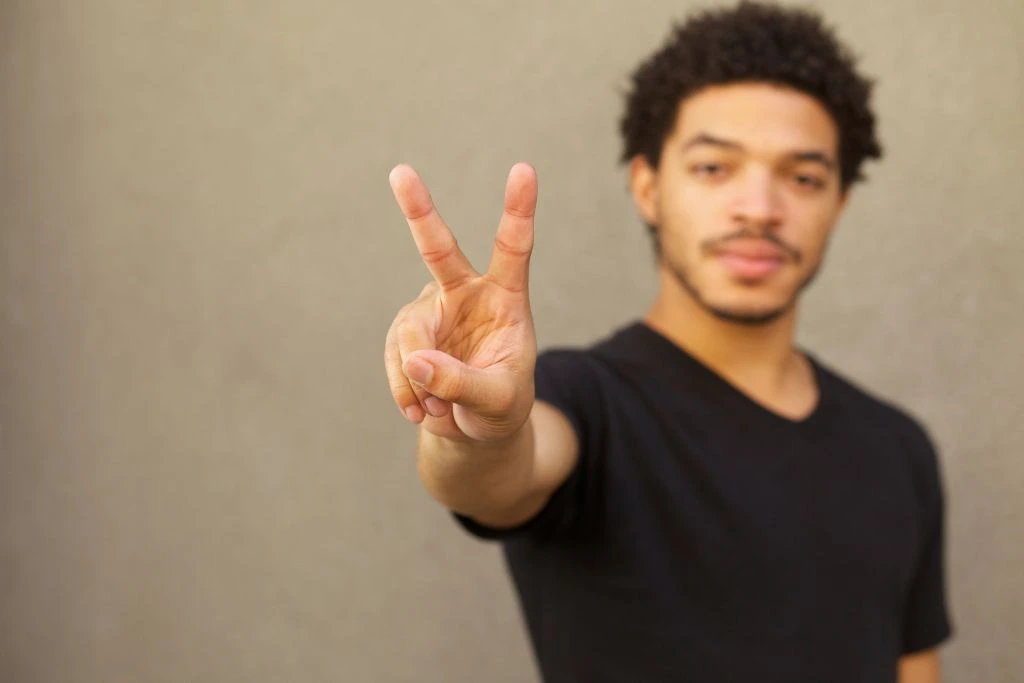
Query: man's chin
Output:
[[666, 260, 804, 327], [704, 301, 792, 326]]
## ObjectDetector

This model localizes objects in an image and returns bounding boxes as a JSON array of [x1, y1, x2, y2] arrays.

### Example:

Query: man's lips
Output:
[[715, 240, 788, 279]]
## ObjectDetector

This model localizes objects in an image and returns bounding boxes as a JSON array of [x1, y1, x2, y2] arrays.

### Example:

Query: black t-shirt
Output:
[[456, 321, 953, 683]]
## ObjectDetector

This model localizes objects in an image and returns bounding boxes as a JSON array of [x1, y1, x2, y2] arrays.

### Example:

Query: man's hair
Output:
[[620, 1, 883, 190]]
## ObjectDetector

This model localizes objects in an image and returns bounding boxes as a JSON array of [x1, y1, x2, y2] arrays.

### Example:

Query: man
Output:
[[384, 2, 953, 681]]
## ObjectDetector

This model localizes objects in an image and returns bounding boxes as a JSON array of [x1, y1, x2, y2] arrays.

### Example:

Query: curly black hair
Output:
[[620, 1, 882, 190]]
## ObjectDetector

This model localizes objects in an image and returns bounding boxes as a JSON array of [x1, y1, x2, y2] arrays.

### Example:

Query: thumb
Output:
[[403, 350, 516, 413]]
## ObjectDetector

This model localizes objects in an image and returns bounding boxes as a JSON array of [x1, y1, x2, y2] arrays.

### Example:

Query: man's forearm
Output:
[[416, 416, 536, 519], [898, 650, 941, 683]]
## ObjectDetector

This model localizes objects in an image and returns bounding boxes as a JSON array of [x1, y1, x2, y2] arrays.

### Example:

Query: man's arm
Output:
[[898, 649, 941, 683], [417, 399, 579, 528]]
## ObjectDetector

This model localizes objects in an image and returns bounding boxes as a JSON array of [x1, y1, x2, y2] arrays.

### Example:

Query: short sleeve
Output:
[[901, 423, 954, 653], [453, 349, 606, 542]]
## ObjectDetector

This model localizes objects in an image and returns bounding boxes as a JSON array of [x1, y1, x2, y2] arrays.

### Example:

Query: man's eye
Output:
[[795, 174, 825, 189], [694, 163, 725, 176]]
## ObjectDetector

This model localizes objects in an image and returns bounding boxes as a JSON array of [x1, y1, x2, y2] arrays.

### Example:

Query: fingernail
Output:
[[424, 396, 448, 417], [404, 405, 424, 422], [405, 357, 433, 386]]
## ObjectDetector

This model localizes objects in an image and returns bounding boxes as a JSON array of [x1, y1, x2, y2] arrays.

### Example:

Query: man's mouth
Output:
[[715, 241, 788, 279]]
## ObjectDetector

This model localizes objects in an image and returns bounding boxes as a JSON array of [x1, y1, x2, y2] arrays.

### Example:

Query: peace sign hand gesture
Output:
[[385, 163, 538, 444]]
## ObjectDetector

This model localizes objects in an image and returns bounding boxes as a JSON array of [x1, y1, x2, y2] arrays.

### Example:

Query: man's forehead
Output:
[[671, 83, 839, 153]]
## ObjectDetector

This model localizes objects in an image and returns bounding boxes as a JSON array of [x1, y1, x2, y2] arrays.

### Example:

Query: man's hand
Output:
[[384, 163, 539, 444]]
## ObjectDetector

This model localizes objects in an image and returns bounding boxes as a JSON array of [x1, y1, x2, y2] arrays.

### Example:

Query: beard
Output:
[[662, 227, 825, 327]]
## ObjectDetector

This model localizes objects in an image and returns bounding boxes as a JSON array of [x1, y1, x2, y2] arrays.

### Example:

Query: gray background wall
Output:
[[1, 0, 1021, 681]]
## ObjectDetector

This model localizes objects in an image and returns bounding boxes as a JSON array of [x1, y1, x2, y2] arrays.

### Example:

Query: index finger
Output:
[[389, 164, 476, 288]]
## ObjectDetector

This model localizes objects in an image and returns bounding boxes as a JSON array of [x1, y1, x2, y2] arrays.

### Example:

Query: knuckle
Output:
[[387, 311, 403, 336], [493, 237, 531, 259], [393, 308, 419, 335], [395, 313, 435, 352], [388, 379, 411, 399], [386, 368, 413, 400], [405, 203, 435, 222], [395, 320, 425, 349], [383, 354, 404, 380], [482, 272, 526, 295], [384, 340, 402, 369], [504, 205, 535, 220], [419, 237, 459, 266], [386, 314, 405, 340], [434, 367, 462, 400], [390, 307, 414, 337]]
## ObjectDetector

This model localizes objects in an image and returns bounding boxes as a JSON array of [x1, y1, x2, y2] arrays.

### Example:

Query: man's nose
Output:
[[729, 169, 783, 230]]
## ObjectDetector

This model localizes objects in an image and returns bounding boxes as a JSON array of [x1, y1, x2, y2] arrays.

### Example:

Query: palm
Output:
[[435, 282, 529, 370], [412, 281, 530, 439]]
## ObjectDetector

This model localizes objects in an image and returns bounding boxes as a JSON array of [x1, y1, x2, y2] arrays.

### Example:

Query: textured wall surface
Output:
[[2, 1, 1022, 681]]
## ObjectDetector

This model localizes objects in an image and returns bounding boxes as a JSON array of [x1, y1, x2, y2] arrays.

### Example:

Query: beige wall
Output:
[[2, 1, 1022, 681]]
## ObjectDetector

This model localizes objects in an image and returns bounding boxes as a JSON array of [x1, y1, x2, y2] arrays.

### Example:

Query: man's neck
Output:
[[643, 271, 816, 419]]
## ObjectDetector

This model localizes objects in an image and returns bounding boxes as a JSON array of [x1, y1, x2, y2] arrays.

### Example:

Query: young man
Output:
[[384, 2, 953, 681]]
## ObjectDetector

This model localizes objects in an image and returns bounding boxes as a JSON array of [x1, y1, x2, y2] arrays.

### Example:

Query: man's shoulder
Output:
[[536, 321, 647, 371], [814, 356, 938, 460]]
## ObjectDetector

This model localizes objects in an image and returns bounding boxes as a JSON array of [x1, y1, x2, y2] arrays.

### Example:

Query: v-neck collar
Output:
[[594, 320, 831, 429]]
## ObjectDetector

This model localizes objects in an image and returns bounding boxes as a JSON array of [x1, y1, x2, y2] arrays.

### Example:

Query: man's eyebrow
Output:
[[680, 133, 744, 153], [680, 133, 837, 172], [790, 150, 836, 171]]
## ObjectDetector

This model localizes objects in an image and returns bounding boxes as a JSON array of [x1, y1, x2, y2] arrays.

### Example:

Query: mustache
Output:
[[700, 228, 802, 264]]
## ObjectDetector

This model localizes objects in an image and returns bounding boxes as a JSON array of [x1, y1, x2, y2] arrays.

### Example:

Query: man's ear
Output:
[[832, 187, 852, 234], [629, 155, 660, 226], [838, 188, 851, 213]]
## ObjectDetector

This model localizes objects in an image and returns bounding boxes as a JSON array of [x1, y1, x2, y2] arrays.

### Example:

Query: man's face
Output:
[[631, 82, 848, 325]]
